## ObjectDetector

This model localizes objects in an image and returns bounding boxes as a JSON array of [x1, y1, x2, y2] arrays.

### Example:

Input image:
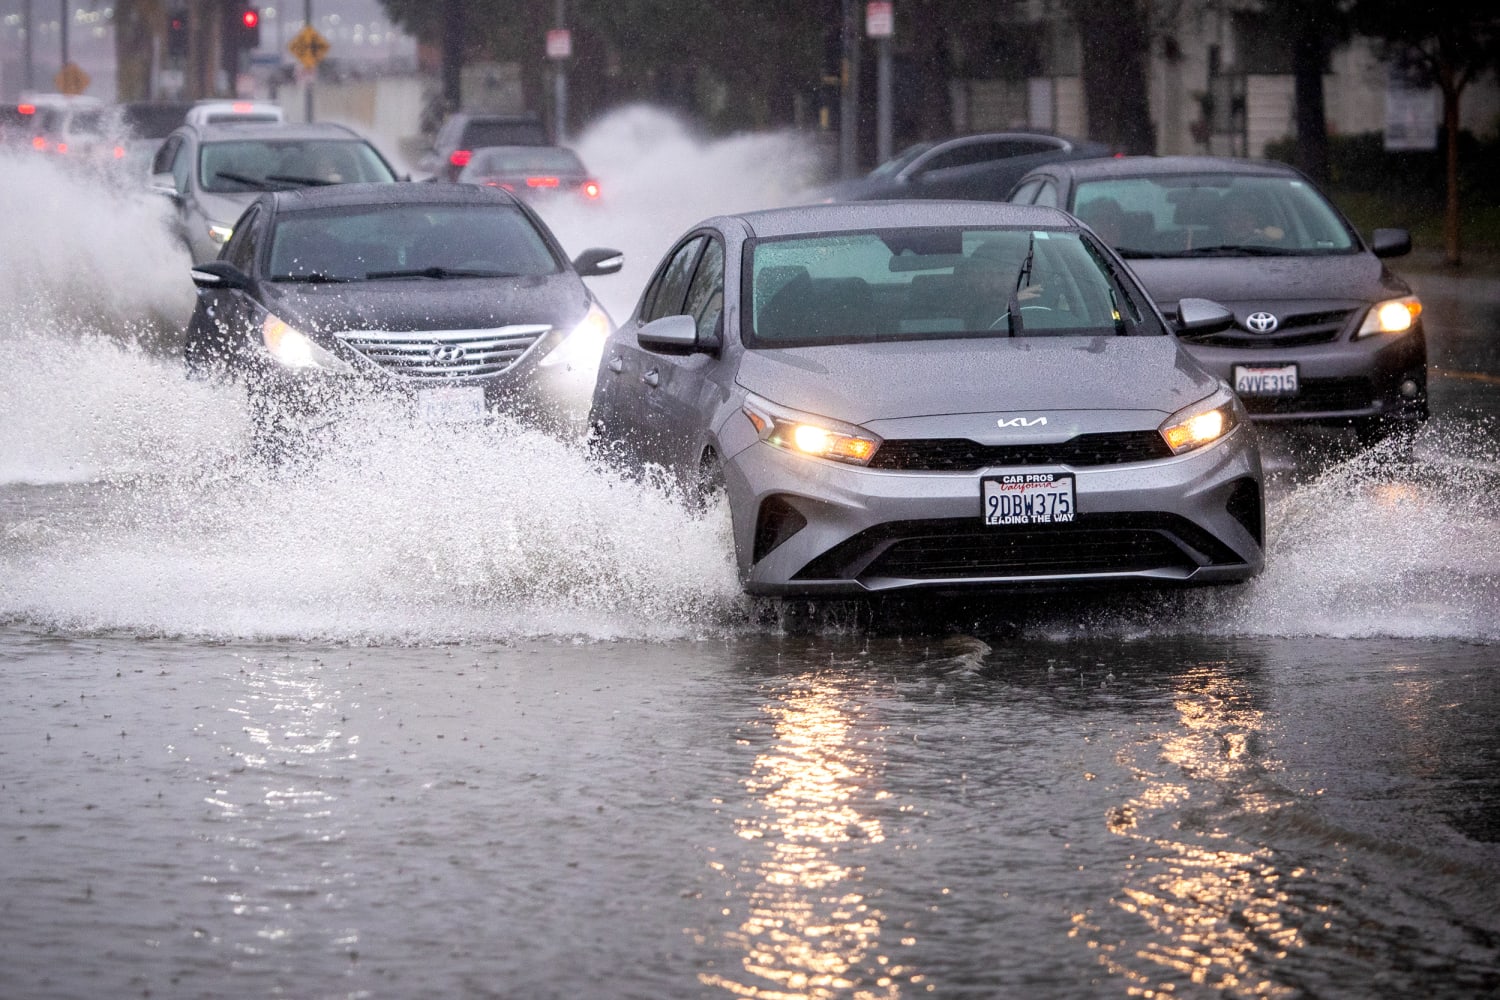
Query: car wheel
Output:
[[688, 450, 726, 511]]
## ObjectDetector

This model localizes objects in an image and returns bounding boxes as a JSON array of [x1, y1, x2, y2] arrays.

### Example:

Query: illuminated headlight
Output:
[[1159, 385, 1242, 455], [207, 222, 234, 245], [743, 394, 881, 466], [261, 314, 352, 372], [1356, 295, 1421, 338], [538, 302, 612, 370]]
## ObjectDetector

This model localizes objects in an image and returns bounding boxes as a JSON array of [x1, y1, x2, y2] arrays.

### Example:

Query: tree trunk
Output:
[[1441, 79, 1462, 266], [1071, 1, 1156, 154], [441, 0, 464, 113], [1290, 16, 1329, 184], [113, 0, 164, 102]]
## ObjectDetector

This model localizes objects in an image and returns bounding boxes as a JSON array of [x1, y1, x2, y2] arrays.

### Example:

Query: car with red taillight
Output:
[[456, 145, 601, 205], [417, 112, 549, 182]]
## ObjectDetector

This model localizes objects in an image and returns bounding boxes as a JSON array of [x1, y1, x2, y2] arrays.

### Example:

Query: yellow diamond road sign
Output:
[[55, 61, 90, 96], [289, 25, 331, 70]]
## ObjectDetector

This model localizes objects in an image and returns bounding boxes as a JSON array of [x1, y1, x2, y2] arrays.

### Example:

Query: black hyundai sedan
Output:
[[184, 183, 623, 450], [1008, 156, 1427, 442]]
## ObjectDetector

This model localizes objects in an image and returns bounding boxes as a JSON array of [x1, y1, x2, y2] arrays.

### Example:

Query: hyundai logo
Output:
[[431, 344, 467, 363], [1245, 311, 1279, 333], [997, 416, 1048, 428]]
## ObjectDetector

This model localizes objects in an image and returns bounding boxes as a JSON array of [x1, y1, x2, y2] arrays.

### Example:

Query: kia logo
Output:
[[997, 416, 1048, 428], [1245, 311, 1279, 333], [431, 344, 467, 363]]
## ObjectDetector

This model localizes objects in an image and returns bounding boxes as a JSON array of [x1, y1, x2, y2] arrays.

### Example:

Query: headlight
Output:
[[1159, 385, 1241, 455], [1356, 295, 1421, 338], [538, 302, 612, 370], [261, 314, 353, 372], [208, 222, 234, 245], [743, 394, 881, 466]]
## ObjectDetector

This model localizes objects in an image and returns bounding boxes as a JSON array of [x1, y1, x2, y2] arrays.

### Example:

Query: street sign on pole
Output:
[[289, 24, 330, 70], [546, 29, 572, 60], [866, 1, 893, 38]]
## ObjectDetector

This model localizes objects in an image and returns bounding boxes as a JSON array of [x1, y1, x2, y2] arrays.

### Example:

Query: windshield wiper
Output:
[[271, 272, 355, 284], [365, 266, 517, 280], [265, 173, 337, 187], [1014, 232, 1036, 298], [213, 170, 279, 190], [1176, 244, 1289, 257]]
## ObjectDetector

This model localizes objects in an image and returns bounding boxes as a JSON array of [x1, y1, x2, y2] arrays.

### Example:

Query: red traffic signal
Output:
[[241, 9, 259, 29]]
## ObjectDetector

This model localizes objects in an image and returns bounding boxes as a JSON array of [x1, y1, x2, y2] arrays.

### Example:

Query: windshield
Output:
[[1073, 174, 1358, 257], [268, 203, 561, 282], [745, 226, 1162, 346], [867, 142, 933, 180], [199, 139, 396, 192]]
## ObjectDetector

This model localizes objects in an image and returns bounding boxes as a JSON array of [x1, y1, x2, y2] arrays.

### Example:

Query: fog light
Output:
[[1399, 379, 1420, 398]]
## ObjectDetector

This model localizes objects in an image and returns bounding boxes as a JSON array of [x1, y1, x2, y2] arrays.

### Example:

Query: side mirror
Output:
[[573, 247, 624, 277], [149, 172, 179, 198], [1370, 227, 1412, 259], [1175, 297, 1235, 334], [190, 260, 251, 291], [636, 314, 700, 353]]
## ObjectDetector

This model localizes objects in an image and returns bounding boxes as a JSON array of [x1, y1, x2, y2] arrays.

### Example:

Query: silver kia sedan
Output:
[[588, 202, 1265, 596]]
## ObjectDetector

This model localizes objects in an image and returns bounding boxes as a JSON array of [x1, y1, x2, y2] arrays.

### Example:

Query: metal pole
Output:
[[23, 0, 34, 90], [59, 0, 68, 68], [304, 0, 313, 121], [876, 34, 891, 163], [838, 0, 856, 178], [554, 0, 567, 145]]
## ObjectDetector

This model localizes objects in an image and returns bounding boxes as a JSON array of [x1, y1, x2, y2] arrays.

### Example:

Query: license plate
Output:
[[416, 386, 486, 423], [983, 473, 1076, 526], [1234, 364, 1299, 396]]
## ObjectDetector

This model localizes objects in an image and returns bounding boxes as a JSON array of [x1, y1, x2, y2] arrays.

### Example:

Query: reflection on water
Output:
[[704, 678, 911, 999], [1075, 664, 1306, 998]]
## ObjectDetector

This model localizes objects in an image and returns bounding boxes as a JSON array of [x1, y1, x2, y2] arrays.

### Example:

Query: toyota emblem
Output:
[[431, 344, 467, 363], [1245, 311, 1279, 333]]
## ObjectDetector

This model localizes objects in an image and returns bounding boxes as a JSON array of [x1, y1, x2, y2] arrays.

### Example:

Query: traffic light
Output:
[[224, 2, 260, 51], [167, 8, 188, 58]]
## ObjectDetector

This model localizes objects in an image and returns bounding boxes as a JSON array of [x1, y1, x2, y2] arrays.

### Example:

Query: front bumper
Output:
[[725, 425, 1264, 596], [1181, 324, 1428, 424]]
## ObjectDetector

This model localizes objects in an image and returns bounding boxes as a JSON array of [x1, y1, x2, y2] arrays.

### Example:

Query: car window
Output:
[[461, 120, 548, 148], [152, 134, 180, 177], [267, 203, 560, 281], [682, 238, 725, 342], [469, 147, 584, 173], [746, 226, 1162, 346], [1074, 174, 1358, 256], [199, 139, 397, 192], [225, 205, 261, 271], [921, 138, 1060, 172], [1009, 179, 1043, 204], [1033, 181, 1060, 208], [641, 236, 706, 322]]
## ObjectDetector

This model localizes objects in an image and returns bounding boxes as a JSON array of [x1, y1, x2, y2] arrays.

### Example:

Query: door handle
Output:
[[642, 368, 660, 388], [607, 356, 624, 374]]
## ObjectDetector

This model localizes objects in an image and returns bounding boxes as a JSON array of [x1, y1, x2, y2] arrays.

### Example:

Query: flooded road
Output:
[[2, 111, 1498, 998]]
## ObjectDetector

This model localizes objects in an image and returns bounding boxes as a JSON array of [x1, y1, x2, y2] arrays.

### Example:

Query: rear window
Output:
[[460, 119, 548, 148], [746, 227, 1162, 346], [268, 203, 561, 281], [1074, 174, 1358, 257], [468, 147, 584, 174]]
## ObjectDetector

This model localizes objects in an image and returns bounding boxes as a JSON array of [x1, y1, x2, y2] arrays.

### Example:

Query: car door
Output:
[[595, 234, 706, 465], [185, 203, 264, 371], [647, 235, 726, 475]]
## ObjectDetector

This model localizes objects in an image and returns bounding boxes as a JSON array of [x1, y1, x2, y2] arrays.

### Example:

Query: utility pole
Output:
[[553, 0, 568, 145], [304, 0, 314, 121], [59, 0, 69, 69], [839, 0, 860, 178], [23, 0, 34, 90]]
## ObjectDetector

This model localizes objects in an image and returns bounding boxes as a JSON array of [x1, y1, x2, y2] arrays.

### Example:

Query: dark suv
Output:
[[419, 112, 549, 182], [150, 121, 401, 263]]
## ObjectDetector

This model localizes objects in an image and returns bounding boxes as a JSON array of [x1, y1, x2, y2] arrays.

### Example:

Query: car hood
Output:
[[735, 336, 1219, 426], [195, 190, 259, 228], [258, 271, 592, 337], [1125, 251, 1410, 307]]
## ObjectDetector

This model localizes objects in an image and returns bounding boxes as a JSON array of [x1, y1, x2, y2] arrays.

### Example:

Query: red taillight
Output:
[[18, 103, 36, 115], [450, 149, 472, 167], [232, 101, 254, 113], [525, 176, 560, 188], [56, 142, 68, 154], [113, 146, 126, 159], [31, 135, 47, 150], [581, 180, 601, 199]]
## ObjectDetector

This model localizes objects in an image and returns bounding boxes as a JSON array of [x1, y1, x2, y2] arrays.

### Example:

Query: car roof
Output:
[[1024, 154, 1305, 183], [733, 200, 1078, 237], [184, 122, 361, 142], [265, 181, 522, 213]]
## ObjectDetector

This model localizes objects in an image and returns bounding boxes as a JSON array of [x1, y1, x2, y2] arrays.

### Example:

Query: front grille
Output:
[[868, 431, 1170, 471], [1180, 308, 1357, 348], [1240, 376, 1372, 414], [335, 325, 552, 380], [793, 513, 1246, 583]]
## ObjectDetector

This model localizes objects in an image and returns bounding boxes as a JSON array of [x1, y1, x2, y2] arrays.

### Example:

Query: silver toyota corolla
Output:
[[589, 202, 1265, 596]]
